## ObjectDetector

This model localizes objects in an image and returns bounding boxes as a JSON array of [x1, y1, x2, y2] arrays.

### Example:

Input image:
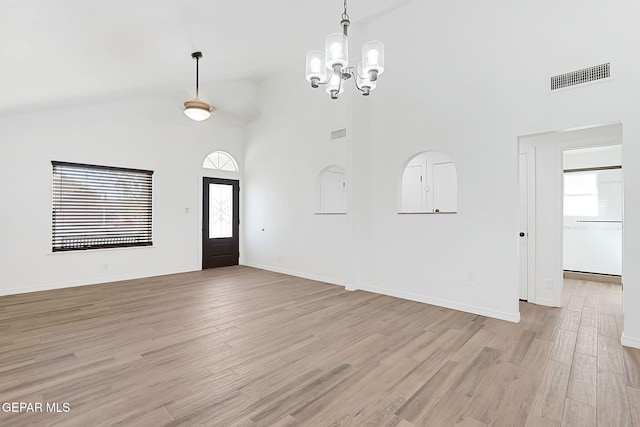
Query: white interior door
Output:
[[433, 162, 457, 212], [401, 164, 424, 211], [519, 153, 528, 300]]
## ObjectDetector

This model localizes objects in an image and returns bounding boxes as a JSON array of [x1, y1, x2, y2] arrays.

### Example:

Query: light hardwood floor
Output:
[[0, 266, 639, 426]]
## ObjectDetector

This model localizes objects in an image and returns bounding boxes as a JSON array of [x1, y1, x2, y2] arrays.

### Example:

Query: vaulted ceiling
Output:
[[1, 0, 412, 124]]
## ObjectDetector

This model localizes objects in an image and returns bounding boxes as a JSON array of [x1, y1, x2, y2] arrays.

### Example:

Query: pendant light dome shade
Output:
[[184, 99, 212, 121], [184, 51, 212, 121]]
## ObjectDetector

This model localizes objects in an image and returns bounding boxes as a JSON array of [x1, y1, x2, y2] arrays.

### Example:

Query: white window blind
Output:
[[52, 161, 153, 251]]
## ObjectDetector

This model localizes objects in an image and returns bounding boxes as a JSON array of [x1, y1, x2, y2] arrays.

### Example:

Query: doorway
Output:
[[562, 147, 623, 282], [518, 122, 623, 307], [202, 177, 240, 269]]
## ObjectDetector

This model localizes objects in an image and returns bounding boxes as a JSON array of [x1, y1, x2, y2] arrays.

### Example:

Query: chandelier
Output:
[[305, 0, 385, 99], [184, 52, 214, 121]]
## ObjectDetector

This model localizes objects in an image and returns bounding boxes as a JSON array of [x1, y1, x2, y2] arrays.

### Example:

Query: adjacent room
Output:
[[1, 0, 639, 425]]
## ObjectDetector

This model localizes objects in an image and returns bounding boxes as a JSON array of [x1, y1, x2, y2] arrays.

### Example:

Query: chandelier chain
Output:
[[342, 0, 349, 22]]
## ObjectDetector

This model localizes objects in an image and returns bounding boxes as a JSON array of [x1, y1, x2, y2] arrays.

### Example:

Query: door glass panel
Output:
[[209, 183, 233, 238]]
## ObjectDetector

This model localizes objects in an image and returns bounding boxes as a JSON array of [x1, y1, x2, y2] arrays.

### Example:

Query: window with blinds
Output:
[[52, 161, 153, 252]]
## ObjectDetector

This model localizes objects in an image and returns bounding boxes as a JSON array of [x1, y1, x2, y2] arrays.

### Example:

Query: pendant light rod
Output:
[[192, 51, 202, 99], [341, 0, 350, 37], [184, 51, 212, 121]]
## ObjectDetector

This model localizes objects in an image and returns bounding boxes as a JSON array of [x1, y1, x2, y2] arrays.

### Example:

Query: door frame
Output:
[[518, 122, 622, 308], [202, 177, 240, 269]]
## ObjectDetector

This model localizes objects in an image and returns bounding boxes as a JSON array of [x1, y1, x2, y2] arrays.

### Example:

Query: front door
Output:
[[202, 177, 239, 269]]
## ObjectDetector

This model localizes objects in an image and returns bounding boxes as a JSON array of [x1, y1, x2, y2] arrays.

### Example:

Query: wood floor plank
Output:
[[530, 359, 571, 423], [561, 398, 596, 426], [550, 329, 578, 365], [622, 346, 640, 388], [394, 360, 460, 423], [575, 326, 598, 357], [599, 333, 625, 374], [580, 306, 598, 329], [520, 338, 553, 380], [566, 352, 597, 406], [0, 269, 636, 426], [560, 310, 581, 332], [597, 371, 633, 426], [490, 373, 538, 427], [598, 313, 619, 337], [628, 386, 640, 427]]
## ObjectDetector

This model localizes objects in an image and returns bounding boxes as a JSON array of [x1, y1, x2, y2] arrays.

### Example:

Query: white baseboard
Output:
[[356, 284, 521, 323], [621, 333, 640, 349], [241, 262, 348, 288], [532, 297, 558, 307], [242, 263, 520, 324], [0, 265, 200, 297]]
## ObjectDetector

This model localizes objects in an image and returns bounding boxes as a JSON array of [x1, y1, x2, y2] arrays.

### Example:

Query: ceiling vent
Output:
[[331, 128, 347, 140], [551, 63, 610, 91]]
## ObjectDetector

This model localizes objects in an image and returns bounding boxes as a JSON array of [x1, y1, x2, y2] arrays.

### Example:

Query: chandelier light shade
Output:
[[305, 50, 327, 87], [362, 41, 385, 80], [325, 33, 348, 70], [184, 51, 213, 121], [305, 0, 385, 99]]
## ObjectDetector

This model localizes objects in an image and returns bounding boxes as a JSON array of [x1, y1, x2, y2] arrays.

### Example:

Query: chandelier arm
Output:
[[347, 66, 364, 81], [314, 72, 336, 87], [352, 75, 365, 93], [347, 67, 372, 96]]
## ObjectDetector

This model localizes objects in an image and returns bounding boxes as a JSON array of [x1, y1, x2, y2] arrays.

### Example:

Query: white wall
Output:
[[242, 74, 351, 285], [365, 0, 640, 346], [243, 0, 640, 345], [0, 96, 243, 295], [564, 145, 622, 169]]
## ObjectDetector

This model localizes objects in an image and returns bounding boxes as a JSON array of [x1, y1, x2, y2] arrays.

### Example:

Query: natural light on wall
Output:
[[564, 173, 599, 216]]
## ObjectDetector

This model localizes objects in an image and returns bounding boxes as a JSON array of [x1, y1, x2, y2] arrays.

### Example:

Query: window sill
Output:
[[47, 245, 155, 255]]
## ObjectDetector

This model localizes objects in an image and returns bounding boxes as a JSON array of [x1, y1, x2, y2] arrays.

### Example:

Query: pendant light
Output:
[[184, 51, 213, 121], [305, 0, 385, 99]]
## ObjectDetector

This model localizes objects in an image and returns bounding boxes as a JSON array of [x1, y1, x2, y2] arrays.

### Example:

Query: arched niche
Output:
[[316, 165, 347, 214], [399, 151, 457, 213], [203, 151, 239, 172]]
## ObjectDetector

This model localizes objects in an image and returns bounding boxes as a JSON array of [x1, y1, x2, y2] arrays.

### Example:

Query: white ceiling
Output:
[[0, 0, 412, 124]]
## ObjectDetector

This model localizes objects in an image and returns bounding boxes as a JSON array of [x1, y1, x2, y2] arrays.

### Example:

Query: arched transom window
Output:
[[203, 151, 238, 172]]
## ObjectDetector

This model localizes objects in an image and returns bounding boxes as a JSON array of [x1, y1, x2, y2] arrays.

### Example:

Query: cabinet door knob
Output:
[[519, 232, 525, 237]]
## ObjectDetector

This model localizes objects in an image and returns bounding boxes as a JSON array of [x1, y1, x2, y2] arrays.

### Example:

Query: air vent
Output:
[[551, 63, 610, 90], [331, 128, 347, 140]]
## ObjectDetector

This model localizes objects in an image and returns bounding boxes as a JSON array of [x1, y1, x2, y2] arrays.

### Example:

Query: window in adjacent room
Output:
[[51, 161, 153, 251], [563, 172, 598, 217]]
